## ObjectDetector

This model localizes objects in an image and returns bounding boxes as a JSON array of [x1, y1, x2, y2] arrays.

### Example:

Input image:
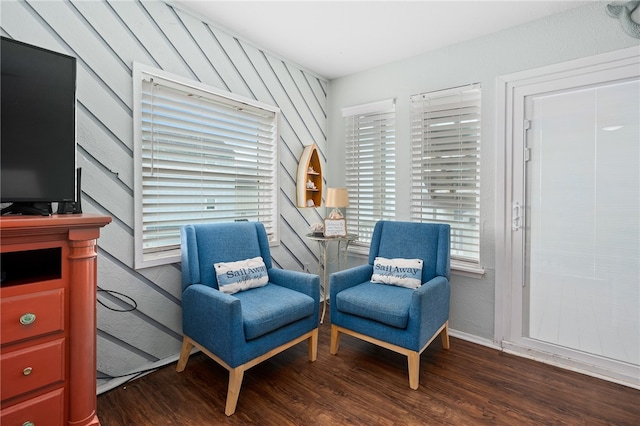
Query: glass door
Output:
[[520, 78, 639, 379]]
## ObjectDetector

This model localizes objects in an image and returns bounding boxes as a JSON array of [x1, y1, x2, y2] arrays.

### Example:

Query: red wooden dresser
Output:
[[1, 214, 111, 426]]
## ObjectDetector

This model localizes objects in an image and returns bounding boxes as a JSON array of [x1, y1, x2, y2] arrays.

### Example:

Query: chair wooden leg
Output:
[[441, 321, 450, 350], [308, 328, 319, 362], [176, 336, 193, 372], [407, 351, 420, 390], [330, 325, 341, 355], [225, 367, 245, 416]]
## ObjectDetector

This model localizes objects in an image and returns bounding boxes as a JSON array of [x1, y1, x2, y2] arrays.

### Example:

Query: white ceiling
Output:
[[174, 1, 594, 79]]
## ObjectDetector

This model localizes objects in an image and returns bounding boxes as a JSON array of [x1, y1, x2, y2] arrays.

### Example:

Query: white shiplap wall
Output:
[[0, 0, 327, 392]]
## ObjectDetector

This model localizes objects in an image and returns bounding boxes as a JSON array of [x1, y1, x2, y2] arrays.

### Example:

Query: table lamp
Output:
[[325, 187, 349, 219]]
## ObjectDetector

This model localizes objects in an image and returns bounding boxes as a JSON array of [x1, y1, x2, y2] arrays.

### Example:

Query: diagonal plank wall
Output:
[[0, 0, 327, 393]]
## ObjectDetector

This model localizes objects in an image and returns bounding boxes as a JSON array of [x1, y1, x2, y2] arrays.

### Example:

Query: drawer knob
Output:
[[23, 366, 33, 376], [20, 312, 36, 325], [23, 422, 35, 426]]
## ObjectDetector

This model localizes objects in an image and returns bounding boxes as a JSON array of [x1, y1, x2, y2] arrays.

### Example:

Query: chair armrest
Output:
[[182, 284, 245, 353], [268, 268, 320, 301], [329, 264, 373, 297], [409, 276, 451, 343]]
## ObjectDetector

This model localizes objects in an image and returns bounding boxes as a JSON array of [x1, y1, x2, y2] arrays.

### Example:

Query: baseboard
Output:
[[501, 342, 640, 391], [98, 328, 638, 395], [448, 328, 501, 350], [97, 347, 200, 395], [449, 329, 639, 390]]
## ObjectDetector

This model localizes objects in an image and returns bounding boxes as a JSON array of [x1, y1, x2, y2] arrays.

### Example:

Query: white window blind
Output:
[[133, 65, 279, 269], [343, 99, 396, 246], [410, 84, 481, 264]]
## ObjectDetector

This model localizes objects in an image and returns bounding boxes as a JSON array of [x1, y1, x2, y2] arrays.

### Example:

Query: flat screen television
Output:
[[1, 36, 77, 215]]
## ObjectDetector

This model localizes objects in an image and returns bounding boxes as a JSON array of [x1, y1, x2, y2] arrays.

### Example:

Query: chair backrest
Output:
[[368, 221, 450, 283], [180, 222, 273, 292]]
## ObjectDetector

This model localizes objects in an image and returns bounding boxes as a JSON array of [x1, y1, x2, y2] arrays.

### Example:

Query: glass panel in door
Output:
[[524, 78, 639, 367]]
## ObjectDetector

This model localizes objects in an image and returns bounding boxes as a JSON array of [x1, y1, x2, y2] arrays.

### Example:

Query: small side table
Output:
[[306, 233, 357, 324]]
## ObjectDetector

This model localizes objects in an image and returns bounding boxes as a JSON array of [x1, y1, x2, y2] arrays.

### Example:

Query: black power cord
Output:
[[97, 288, 137, 312], [96, 287, 141, 380]]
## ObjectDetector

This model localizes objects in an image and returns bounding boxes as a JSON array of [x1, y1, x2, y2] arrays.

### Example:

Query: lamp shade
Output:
[[326, 187, 349, 208]]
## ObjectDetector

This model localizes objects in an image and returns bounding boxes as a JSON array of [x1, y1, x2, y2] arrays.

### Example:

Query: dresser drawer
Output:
[[1, 289, 64, 345], [0, 338, 65, 401], [0, 387, 64, 426]]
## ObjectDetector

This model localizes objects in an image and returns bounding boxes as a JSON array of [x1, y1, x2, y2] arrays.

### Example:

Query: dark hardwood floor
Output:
[[97, 321, 640, 425]]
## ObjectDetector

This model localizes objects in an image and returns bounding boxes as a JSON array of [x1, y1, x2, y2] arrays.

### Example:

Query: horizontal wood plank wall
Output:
[[0, 0, 327, 393]]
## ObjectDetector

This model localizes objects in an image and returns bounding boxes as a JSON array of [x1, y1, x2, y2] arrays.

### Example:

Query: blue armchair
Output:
[[329, 220, 450, 389], [176, 222, 320, 415]]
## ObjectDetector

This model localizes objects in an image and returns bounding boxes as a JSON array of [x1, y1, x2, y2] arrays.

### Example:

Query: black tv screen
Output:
[[1, 37, 77, 212]]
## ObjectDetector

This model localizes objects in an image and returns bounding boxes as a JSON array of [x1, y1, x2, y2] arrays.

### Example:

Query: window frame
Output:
[[133, 63, 280, 269]]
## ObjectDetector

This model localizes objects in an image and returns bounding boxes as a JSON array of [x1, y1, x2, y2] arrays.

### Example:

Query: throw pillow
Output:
[[214, 256, 269, 294], [371, 257, 423, 289]]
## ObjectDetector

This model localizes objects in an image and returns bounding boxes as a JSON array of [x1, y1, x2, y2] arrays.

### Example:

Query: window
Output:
[[133, 64, 279, 269], [343, 99, 396, 247], [410, 84, 481, 268]]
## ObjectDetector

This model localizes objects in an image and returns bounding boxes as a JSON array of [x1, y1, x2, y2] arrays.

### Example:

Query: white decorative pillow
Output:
[[214, 256, 269, 294], [371, 257, 423, 289]]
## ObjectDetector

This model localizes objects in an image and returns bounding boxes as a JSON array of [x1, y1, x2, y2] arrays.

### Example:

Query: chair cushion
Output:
[[336, 282, 413, 329], [371, 257, 423, 289], [214, 256, 269, 294], [235, 284, 315, 340]]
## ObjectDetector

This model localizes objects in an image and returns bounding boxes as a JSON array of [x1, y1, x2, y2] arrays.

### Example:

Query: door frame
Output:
[[495, 45, 640, 388]]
